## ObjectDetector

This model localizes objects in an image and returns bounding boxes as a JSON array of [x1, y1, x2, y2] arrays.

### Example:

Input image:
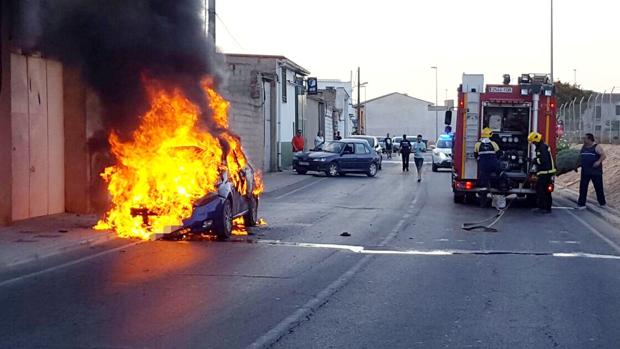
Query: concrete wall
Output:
[[0, 0, 12, 225], [223, 55, 277, 172], [365, 93, 449, 141]]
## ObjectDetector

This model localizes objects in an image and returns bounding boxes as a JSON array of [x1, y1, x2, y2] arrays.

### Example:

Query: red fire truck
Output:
[[447, 73, 557, 204]]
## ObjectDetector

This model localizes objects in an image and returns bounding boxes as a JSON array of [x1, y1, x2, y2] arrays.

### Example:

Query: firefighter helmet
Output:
[[528, 132, 542, 143], [481, 127, 493, 138]]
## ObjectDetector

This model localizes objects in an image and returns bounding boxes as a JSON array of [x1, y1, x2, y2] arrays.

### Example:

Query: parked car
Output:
[[293, 139, 381, 177], [348, 135, 382, 169], [431, 135, 453, 172], [392, 136, 403, 153], [151, 149, 259, 240]]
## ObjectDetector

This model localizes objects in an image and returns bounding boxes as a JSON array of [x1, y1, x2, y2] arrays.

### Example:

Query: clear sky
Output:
[[214, 0, 620, 104]]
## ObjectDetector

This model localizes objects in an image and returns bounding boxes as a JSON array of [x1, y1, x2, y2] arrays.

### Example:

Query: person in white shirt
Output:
[[314, 130, 325, 150]]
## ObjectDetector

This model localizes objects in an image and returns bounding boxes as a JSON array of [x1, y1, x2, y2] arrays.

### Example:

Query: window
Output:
[[343, 143, 355, 154], [355, 143, 367, 154], [612, 121, 620, 131], [595, 125, 602, 131], [595, 106, 602, 120], [616, 105, 620, 116], [281, 67, 287, 103]]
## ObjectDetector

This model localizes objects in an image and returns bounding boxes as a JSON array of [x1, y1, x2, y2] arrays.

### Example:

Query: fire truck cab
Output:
[[448, 73, 557, 204]]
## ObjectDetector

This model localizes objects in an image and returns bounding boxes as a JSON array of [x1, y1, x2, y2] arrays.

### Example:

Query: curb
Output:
[[556, 187, 620, 229], [3, 231, 118, 269]]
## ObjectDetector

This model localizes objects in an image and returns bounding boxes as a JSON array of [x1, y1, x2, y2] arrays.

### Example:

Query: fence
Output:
[[559, 93, 620, 144]]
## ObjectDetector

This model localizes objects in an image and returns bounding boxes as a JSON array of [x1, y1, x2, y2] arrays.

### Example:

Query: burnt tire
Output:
[[244, 195, 259, 227], [215, 198, 233, 241]]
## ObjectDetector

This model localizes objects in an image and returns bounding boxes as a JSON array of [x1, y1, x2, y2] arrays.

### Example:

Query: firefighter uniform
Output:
[[474, 128, 500, 190], [529, 132, 556, 213]]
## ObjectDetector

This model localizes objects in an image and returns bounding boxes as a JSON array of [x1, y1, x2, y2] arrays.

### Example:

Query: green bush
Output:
[[556, 148, 580, 176]]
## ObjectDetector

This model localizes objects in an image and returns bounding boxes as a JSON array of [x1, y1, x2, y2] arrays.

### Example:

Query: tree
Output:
[[555, 81, 593, 107]]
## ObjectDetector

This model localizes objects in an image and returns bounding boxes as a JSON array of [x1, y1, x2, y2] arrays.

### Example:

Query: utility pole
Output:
[[431, 66, 438, 140], [550, 0, 554, 83], [573, 68, 577, 86], [208, 0, 216, 46], [357, 67, 361, 135]]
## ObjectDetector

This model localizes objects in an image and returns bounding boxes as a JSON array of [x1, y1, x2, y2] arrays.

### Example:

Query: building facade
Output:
[[361, 92, 452, 141], [223, 54, 309, 172]]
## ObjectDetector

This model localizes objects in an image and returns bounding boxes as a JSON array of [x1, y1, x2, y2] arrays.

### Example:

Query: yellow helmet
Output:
[[481, 127, 493, 138], [528, 132, 542, 143]]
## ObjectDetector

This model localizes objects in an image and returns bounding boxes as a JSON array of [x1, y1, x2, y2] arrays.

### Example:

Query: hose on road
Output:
[[461, 198, 513, 232]]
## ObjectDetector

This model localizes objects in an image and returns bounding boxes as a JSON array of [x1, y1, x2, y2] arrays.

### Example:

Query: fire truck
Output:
[[447, 73, 557, 204]]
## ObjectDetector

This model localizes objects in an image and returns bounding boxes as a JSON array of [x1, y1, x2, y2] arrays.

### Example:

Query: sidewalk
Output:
[[556, 186, 620, 228], [262, 170, 313, 194], [0, 214, 116, 269]]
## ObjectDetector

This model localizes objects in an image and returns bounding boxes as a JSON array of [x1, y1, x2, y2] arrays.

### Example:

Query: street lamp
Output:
[[431, 66, 438, 140]]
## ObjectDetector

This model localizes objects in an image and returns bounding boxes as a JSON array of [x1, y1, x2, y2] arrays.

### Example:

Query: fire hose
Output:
[[461, 197, 513, 232]]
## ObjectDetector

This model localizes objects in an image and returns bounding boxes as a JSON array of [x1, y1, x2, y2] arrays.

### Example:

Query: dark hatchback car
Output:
[[293, 139, 381, 177]]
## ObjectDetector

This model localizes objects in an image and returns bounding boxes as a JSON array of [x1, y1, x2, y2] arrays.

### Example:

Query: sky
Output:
[[214, 0, 620, 104]]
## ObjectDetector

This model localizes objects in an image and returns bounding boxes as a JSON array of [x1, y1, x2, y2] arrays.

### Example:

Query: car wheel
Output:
[[339, 172, 347, 177], [215, 198, 233, 240], [432, 163, 438, 172], [244, 195, 259, 227], [296, 169, 307, 175], [326, 162, 339, 177], [454, 193, 465, 204], [367, 162, 378, 177]]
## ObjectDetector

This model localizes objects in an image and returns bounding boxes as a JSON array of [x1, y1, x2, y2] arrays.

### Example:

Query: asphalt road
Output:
[[2, 156, 620, 348]]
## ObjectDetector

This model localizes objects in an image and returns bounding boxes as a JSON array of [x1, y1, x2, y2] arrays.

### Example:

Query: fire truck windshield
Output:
[[483, 106, 529, 134]]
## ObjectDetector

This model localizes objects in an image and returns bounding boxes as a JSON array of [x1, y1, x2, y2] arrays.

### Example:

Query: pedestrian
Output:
[[413, 135, 426, 182], [577, 133, 607, 209], [528, 132, 556, 214], [334, 131, 342, 140], [385, 133, 393, 159], [314, 130, 324, 150], [474, 128, 500, 190], [400, 134, 412, 172], [292, 129, 305, 154]]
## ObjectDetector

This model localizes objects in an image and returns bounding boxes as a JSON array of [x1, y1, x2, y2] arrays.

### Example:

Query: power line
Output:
[[216, 14, 246, 51]]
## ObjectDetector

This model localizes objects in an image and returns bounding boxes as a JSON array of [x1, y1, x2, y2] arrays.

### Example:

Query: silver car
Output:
[[431, 137, 453, 172]]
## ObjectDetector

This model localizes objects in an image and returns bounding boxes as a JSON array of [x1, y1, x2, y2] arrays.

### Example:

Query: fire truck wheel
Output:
[[526, 194, 538, 207], [454, 193, 465, 204], [215, 198, 233, 241], [244, 195, 259, 227]]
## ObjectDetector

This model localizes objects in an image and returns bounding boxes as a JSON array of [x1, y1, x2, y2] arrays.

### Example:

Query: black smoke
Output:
[[11, 0, 221, 136]]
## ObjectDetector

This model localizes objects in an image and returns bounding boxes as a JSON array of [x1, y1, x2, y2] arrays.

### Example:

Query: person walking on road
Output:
[[528, 132, 556, 214], [413, 135, 427, 182], [577, 133, 607, 209], [385, 133, 393, 159], [292, 129, 305, 154], [400, 134, 412, 172], [314, 130, 325, 150]]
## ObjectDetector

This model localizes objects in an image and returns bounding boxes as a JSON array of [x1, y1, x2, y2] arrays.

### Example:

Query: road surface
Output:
[[2, 156, 620, 348]]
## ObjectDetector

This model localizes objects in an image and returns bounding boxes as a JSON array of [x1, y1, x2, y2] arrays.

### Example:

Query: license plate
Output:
[[299, 162, 309, 166]]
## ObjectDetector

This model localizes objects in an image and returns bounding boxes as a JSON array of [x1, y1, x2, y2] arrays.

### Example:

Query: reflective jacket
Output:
[[534, 142, 556, 175], [474, 138, 499, 161]]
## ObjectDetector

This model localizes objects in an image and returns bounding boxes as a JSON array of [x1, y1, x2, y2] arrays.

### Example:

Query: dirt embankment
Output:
[[555, 144, 620, 207]]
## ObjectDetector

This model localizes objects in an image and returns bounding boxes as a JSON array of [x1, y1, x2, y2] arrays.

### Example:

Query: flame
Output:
[[232, 217, 247, 236], [95, 78, 263, 240]]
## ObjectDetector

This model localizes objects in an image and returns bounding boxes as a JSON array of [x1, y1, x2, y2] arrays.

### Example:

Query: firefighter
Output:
[[474, 128, 500, 191], [528, 132, 556, 214], [400, 134, 412, 172]]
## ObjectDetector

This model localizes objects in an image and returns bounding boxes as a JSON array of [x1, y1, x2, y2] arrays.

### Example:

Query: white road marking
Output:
[[0, 241, 143, 288], [257, 241, 620, 260], [274, 178, 328, 200], [565, 209, 620, 254], [564, 241, 581, 245], [248, 193, 416, 349]]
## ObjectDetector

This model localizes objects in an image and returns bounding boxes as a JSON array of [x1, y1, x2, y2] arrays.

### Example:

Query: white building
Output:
[[362, 92, 452, 141], [318, 79, 353, 138]]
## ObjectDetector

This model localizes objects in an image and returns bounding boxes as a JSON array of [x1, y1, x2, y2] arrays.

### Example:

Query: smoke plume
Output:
[[11, 0, 221, 135]]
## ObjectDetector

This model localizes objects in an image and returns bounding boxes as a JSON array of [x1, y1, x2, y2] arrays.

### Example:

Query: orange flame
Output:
[[95, 78, 263, 240]]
